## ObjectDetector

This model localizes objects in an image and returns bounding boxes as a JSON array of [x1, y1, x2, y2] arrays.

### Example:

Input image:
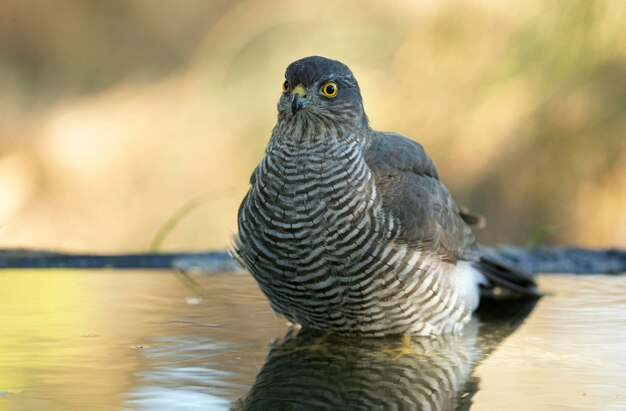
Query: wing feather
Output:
[[364, 132, 540, 297], [364, 132, 478, 262]]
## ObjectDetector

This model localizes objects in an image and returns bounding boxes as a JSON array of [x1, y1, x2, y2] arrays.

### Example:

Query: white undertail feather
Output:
[[451, 261, 487, 312]]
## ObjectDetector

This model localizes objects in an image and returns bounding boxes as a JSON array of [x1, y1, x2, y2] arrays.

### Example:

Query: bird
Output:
[[233, 56, 539, 337], [233, 299, 537, 410], [233, 327, 477, 410]]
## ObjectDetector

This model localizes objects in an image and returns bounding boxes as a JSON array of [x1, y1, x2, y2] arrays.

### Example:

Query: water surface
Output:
[[0, 271, 624, 410]]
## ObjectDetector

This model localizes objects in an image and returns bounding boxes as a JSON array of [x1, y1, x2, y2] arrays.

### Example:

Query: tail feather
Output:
[[475, 248, 542, 298]]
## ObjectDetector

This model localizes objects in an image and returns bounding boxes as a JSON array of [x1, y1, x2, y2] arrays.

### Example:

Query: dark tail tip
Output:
[[477, 249, 543, 299]]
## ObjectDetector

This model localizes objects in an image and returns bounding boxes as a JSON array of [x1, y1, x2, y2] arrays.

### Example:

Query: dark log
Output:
[[0, 249, 239, 272], [496, 246, 626, 275], [0, 246, 624, 275]]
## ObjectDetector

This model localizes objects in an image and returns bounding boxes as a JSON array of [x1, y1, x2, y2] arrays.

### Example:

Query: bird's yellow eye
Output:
[[320, 81, 338, 98], [282, 80, 289, 93]]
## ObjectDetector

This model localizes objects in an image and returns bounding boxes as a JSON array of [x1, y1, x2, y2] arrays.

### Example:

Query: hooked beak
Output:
[[291, 84, 306, 115]]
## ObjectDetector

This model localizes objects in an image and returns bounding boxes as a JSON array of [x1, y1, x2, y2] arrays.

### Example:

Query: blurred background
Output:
[[0, 0, 624, 253]]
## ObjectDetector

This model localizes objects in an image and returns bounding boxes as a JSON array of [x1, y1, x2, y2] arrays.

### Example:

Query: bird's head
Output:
[[276, 56, 369, 139]]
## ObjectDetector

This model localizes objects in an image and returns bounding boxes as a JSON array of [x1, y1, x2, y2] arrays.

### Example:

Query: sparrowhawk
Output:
[[234, 56, 539, 337]]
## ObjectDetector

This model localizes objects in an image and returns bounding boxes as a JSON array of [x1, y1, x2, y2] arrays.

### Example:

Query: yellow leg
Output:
[[275, 330, 334, 354], [382, 335, 417, 360]]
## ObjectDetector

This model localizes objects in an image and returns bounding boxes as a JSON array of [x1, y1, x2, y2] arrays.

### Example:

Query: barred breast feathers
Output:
[[234, 129, 475, 336]]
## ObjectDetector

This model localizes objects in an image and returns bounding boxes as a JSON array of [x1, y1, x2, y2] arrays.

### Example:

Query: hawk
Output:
[[234, 56, 538, 337]]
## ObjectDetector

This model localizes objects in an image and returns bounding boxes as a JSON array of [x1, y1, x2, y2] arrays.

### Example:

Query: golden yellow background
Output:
[[1, 0, 624, 252]]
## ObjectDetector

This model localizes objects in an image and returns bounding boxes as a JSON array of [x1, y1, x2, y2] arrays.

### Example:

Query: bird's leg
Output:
[[382, 335, 419, 360], [275, 330, 335, 355]]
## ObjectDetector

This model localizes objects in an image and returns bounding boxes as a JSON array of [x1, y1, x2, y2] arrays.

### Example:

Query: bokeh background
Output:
[[0, 0, 624, 253]]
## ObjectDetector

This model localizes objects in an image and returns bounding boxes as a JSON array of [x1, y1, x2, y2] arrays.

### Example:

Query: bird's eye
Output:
[[282, 80, 289, 93], [320, 81, 338, 98]]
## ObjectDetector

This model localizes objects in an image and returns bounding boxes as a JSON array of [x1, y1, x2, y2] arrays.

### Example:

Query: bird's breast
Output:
[[235, 139, 471, 335], [239, 139, 386, 269]]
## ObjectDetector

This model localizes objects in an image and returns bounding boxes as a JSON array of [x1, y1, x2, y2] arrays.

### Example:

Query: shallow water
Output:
[[0, 270, 625, 410]]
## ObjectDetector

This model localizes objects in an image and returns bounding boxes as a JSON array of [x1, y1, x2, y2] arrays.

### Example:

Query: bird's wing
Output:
[[364, 132, 478, 262], [364, 132, 540, 297]]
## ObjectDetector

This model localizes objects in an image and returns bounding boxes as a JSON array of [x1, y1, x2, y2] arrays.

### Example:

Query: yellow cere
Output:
[[291, 84, 306, 97]]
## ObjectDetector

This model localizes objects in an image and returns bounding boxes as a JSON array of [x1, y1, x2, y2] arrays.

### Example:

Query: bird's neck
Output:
[[269, 116, 373, 151]]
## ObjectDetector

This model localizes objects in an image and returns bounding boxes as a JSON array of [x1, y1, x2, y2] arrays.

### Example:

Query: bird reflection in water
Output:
[[232, 299, 537, 410]]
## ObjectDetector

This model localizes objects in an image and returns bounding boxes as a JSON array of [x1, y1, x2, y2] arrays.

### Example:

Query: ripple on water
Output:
[[0, 270, 625, 410]]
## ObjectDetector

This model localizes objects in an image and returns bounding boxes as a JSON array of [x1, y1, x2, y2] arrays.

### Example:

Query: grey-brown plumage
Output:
[[234, 56, 538, 337]]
